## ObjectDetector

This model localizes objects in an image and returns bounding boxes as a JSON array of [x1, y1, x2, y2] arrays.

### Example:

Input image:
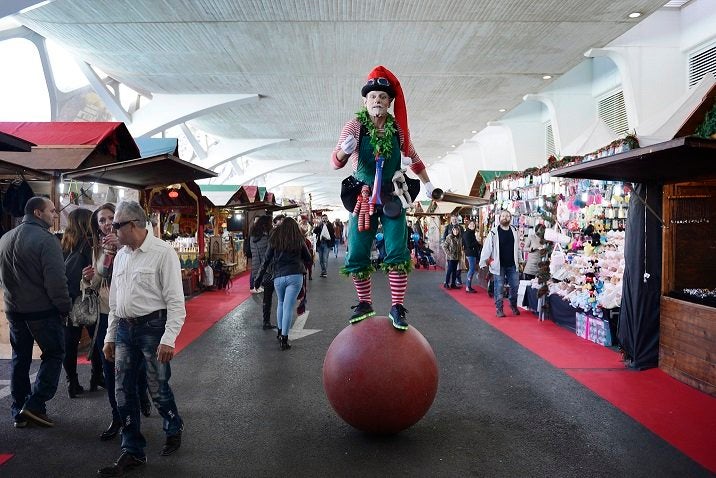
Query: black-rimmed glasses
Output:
[[111, 219, 138, 230], [366, 77, 390, 87]]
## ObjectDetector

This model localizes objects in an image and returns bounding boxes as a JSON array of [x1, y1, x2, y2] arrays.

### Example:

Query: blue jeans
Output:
[[493, 265, 520, 310], [445, 260, 458, 286], [274, 274, 303, 334], [466, 256, 477, 288], [7, 312, 65, 418], [96, 313, 149, 422], [318, 243, 330, 274], [115, 317, 183, 458]]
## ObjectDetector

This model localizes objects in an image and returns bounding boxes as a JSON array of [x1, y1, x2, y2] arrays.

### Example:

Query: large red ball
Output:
[[322, 317, 439, 434]]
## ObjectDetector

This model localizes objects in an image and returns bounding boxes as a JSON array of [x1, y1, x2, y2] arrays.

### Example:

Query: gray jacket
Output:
[[479, 225, 521, 275], [0, 214, 72, 316]]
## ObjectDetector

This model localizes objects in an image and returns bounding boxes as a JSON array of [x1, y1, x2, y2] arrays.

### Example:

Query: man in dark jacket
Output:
[[313, 214, 335, 278], [0, 196, 71, 428]]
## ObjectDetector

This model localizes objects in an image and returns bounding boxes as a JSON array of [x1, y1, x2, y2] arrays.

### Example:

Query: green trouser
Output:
[[344, 131, 410, 276]]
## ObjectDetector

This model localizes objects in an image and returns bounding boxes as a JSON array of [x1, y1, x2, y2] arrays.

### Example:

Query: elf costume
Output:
[[331, 65, 435, 330]]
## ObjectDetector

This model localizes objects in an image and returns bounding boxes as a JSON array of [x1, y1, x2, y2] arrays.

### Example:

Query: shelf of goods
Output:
[[488, 172, 628, 346]]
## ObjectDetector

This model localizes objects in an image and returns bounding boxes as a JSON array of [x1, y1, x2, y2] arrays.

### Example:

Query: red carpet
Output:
[[0, 455, 13, 466], [175, 273, 251, 354], [443, 283, 716, 473]]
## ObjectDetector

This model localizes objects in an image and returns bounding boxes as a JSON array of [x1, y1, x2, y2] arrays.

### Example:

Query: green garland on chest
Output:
[[356, 108, 396, 159]]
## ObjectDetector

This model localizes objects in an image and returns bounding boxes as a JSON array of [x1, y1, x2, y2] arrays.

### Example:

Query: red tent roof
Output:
[[0, 122, 128, 147], [0, 122, 140, 170]]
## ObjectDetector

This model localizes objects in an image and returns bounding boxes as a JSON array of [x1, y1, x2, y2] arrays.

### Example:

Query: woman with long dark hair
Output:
[[61, 208, 102, 398], [256, 217, 313, 350], [83, 203, 151, 441]]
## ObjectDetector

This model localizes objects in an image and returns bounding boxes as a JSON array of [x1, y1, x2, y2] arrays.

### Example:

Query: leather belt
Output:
[[120, 309, 167, 326]]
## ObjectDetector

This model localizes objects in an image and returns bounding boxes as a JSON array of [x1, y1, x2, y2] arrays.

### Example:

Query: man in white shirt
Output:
[[99, 201, 186, 477]]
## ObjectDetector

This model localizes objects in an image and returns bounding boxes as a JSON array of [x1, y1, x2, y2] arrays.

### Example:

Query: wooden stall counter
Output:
[[659, 296, 716, 396]]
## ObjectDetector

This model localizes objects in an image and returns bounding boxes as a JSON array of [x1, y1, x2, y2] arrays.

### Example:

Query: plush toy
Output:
[[353, 184, 374, 232], [391, 170, 412, 209]]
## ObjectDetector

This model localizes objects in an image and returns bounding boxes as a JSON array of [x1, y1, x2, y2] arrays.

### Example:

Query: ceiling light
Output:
[[498, 108, 506, 113], [471, 130, 477, 134], [628, 12, 642, 18], [451, 144, 456, 148], [542, 75, 552, 80]]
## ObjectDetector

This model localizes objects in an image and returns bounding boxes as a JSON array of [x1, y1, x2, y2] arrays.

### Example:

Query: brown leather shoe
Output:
[[97, 452, 146, 476], [19, 407, 54, 427]]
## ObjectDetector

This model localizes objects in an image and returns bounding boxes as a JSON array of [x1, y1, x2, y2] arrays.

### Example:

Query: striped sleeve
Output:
[[331, 119, 362, 170], [396, 123, 426, 175]]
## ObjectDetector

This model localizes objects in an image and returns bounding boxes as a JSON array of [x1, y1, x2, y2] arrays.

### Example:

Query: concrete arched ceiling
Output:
[[10, 0, 669, 205]]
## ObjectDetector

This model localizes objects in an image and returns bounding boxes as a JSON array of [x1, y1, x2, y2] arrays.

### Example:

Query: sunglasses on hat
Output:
[[366, 77, 390, 87]]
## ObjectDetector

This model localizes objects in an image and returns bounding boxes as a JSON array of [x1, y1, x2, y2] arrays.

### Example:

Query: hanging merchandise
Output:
[[3, 179, 34, 217]]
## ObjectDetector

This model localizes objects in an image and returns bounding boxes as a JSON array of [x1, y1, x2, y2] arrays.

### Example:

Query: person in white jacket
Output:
[[479, 210, 521, 317]]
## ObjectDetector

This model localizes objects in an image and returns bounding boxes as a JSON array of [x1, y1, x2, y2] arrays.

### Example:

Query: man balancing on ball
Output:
[[331, 65, 436, 330]]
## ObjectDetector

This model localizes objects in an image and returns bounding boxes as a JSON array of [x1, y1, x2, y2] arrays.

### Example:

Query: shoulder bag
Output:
[[70, 287, 99, 326]]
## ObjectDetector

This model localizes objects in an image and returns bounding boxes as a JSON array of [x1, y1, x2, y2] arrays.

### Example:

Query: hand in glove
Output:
[[400, 154, 412, 167], [341, 135, 357, 155], [424, 181, 435, 197]]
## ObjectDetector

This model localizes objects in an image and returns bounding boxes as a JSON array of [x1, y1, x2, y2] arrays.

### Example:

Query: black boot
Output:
[[277, 329, 282, 341], [90, 373, 105, 392], [262, 321, 276, 330], [67, 376, 84, 398], [280, 335, 291, 351]]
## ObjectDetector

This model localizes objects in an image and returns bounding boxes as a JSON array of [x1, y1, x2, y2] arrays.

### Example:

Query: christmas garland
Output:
[[695, 101, 716, 139], [356, 107, 396, 159]]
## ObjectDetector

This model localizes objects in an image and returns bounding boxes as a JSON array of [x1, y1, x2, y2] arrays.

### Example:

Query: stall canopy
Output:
[[551, 136, 716, 184], [198, 184, 241, 208], [62, 153, 217, 189], [0, 159, 51, 181], [469, 170, 513, 198], [135, 137, 179, 158], [225, 185, 297, 212], [149, 180, 204, 210], [0, 122, 140, 170], [0, 130, 35, 152]]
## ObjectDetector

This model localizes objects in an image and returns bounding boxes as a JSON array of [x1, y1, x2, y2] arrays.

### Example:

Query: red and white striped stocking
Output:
[[388, 270, 408, 306], [352, 276, 372, 303]]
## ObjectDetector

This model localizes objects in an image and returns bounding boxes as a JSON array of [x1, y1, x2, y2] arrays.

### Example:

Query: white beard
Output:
[[369, 105, 387, 117]]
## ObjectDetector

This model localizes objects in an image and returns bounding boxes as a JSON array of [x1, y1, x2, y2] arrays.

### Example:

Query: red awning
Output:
[[0, 122, 140, 170], [0, 122, 129, 148]]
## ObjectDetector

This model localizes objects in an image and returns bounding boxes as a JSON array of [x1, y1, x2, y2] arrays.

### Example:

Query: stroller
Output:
[[414, 240, 436, 269]]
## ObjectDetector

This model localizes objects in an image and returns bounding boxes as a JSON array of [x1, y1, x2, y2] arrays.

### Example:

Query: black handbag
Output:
[[262, 259, 275, 287], [405, 175, 420, 203], [340, 175, 366, 212]]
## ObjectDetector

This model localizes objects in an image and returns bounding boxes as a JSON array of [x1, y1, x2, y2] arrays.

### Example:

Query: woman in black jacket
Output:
[[62, 208, 102, 398], [257, 217, 313, 350], [462, 220, 482, 294]]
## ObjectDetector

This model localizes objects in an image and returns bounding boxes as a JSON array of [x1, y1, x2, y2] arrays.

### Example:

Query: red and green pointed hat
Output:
[[361, 65, 410, 155]]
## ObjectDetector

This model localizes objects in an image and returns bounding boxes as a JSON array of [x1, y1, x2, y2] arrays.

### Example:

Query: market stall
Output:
[[63, 152, 218, 296], [483, 153, 631, 338], [553, 134, 716, 395], [0, 121, 141, 227]]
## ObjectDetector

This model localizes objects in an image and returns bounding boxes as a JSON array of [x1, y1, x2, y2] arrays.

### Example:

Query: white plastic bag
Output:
[[550, 243, 567, 277]]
